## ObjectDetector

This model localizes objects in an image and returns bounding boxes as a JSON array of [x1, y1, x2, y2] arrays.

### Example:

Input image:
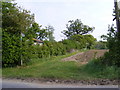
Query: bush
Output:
[[61, 39, 83, 52], [2, 30, 34, 67], [32, 41, 67, 59], [2, 31, 21, 67], [100, 25, 120, 67], [2, 2, 35, 67], [70, 34, 96, 49], [94, 41, 108, 49]]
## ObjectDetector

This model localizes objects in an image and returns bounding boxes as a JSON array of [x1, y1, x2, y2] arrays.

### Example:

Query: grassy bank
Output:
[[2, 50, 119, 80]]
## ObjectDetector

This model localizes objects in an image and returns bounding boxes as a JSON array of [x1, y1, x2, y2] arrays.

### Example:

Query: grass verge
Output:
[[81, 59, 120, 79], [2, 50, 120, 80]]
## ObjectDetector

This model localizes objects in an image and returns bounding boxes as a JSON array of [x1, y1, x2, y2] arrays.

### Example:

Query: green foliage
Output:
[[32, 41, 66, 59], [70, 34, 96, 49], [21, 40, 34, 64], [28, 22, 49, 41], [37, 28, 48, 41], [60, 34, 96, 52], [100, 24, 120, 66], [70, 35, 86, 47], [3, 55, 120, 80], [2, 2, 35, 67], [2, 30, 21, 67], [62, 19, 95, 38], [94, 41, 108, 49], [82, 59, 119, 79], [2, 29, 34, 67], [61, 39, 81, 51], [83, 35, 96, 49], [2, 2, 34, 34], [2, 2, 85, 67], [2, 2, 96, 67]]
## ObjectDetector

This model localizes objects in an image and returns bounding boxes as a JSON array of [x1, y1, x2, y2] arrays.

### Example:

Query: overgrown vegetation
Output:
[[2, 2, 35, 67], [100, 24, 120, 66], [2, 1, 97, 67], [82, 59, 120, 79], [93, 41, 107, 49], [3, 53, 119, 80], [2, 1, 119, 82], [90, 2, 120, 68], [82, 4, 120, 81]]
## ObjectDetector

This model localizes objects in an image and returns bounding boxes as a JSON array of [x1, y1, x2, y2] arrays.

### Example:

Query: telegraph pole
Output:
[[114, 0, 120, 40], [114, 0, 120, 68]]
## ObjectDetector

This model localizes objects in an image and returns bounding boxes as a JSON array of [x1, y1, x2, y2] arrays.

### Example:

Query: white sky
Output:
[[15, 0, 116, 41]]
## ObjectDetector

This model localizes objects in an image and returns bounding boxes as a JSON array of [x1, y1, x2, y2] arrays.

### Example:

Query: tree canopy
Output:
[[62, 19, 95, 39], [2, 2, 36, 67], [1, 1, 97, 67], [2, 2, 35, 35]]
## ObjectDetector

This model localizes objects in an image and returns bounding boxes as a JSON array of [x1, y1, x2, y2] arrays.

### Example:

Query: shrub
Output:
[[31, 41, 67, 59], [2, 31, 21, 67], [2, 31, 34, 67], [94, 41, 108, 49]]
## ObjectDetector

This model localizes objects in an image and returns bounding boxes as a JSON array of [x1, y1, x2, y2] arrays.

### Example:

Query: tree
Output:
[[100, 24, 120, 66], [28, 22, 53, 41], [62, 19, 95, 38], [70, 34, 96, 49], [37, 28, 48, 41], [45, 25, 55, 42], [2, 2, 35, 67], [2, 2, 34, 35], [83, 35, 96, 49], [101, 24, 117, 51]]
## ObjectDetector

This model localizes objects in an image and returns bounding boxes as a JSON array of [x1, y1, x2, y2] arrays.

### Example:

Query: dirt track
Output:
[[62, 50, 108, 64]]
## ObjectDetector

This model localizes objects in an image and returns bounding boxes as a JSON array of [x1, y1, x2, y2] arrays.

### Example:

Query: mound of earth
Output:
[[62, 50, 108, 64]]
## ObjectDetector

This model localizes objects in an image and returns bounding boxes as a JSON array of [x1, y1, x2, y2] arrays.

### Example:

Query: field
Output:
[[2, 50, 120, 85]]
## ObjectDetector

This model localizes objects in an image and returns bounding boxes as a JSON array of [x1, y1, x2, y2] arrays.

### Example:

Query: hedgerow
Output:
[[2, 2, 96, 67]]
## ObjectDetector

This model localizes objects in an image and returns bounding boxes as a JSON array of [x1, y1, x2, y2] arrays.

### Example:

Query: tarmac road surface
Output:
[[1, 79, 119, 89]]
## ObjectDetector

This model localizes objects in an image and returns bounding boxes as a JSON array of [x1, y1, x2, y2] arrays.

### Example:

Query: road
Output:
[[1, 79, 119, 88]]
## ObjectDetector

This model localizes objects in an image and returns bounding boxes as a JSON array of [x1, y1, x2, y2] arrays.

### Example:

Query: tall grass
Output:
[[2, 51, 119, 80], [3, 51, 93, 80], [82, 58, 120, 79]]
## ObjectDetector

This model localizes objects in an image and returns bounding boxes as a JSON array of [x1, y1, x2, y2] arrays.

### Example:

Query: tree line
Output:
[[1, 1, 107, 67]]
